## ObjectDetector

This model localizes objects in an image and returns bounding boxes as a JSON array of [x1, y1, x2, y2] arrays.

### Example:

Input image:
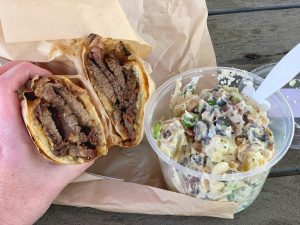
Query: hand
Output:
[[0, 62, 93, 225]]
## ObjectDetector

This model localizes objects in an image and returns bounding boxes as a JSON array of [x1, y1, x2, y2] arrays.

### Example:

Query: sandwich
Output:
[[82, 34, 153, 146], [21, 34, 154, 164], [22, 76, 107, 164]]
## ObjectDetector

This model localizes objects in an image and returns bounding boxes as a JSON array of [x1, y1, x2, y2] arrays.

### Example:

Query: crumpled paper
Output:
[[0, 0, 237, 219], [0, 0, 151, 60], [118, 0, 216, 85]]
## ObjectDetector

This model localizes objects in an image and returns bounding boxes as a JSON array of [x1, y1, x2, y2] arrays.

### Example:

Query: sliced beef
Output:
[[90, 50, 124, 104], [42, 84, 81, 142], [86, 36, 140, 141], [34, 81, 99, 159], [47, 106, 65, 141], [86, 127, 102, 146], [69, 145, 97, 159], [113, 109, 123, 129], [123, 66, 138, 107], [123, 105, 136, 140], [105, 56, 126, 105], [113, 42, 131, 62], [53, 84, 91, 126], [86, 59, 116, 104], [122, 66, 139, 140], [53, 143, 68, 157], [87, 33, 98, 44], [59, 105, 81, 142], [53, 137, 97, 158], [36, 103, 62, 145], [89, 42, 105, 63], [80, 126, 100, 146]]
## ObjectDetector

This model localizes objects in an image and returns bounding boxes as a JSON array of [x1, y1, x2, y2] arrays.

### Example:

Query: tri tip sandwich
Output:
[[22, 76, 107, 164], [83, 34, 152, 146]]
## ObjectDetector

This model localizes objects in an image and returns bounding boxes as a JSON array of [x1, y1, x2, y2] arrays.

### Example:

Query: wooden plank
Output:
[[272, 149, 300, 170], [36, 176, 300, 225], [207, 8, 300, 71], [270, 168, 299, 177], [207, 0, 300, 10], [208, 4, 300, 16]]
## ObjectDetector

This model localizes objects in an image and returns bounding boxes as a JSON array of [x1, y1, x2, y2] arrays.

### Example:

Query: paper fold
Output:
[[55, 179, 236, 219]]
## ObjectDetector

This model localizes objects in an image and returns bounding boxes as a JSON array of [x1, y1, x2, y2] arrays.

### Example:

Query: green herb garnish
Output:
[[152, 122, 162, 139], [182, 111, 198, 128], [183, 120, 194, 128], [207, 99, 217, 106], [183, 85, 196, 95]]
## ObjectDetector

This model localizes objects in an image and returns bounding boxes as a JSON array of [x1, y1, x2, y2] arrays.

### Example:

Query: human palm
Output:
[[0, 62, 92, 225]]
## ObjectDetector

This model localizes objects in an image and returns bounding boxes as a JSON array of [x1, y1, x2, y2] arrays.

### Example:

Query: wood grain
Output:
[[273, 149, 300, 170], [207, 8, 300, 71], [207, 0, 300, 10]]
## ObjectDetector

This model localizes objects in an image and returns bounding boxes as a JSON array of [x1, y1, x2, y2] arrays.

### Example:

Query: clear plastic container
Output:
[[252, 63, 300, 149], [145, 67, 294, 212]]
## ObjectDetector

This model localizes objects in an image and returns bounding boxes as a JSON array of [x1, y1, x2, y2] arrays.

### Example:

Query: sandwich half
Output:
[[22, 76, 107, 164], [83, 34, 153, 146]]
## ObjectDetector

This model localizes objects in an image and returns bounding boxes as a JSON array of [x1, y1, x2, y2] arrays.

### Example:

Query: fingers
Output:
[[0, 62, 51, 92], [0, 61, 24, 75]]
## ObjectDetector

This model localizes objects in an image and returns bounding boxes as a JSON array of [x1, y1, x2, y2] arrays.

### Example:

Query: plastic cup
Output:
[[145, 67, 294, 212]]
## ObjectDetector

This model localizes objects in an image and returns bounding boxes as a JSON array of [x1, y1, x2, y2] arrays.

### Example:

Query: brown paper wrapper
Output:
[[118, 0, 216, 85], [54, 177, 236, 218], [0, 0, 236, 218], [0, 0, 151, 60]]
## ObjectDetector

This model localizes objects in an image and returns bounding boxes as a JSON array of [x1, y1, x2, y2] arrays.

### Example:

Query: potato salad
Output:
[[153, 79, 274, 175], [152, 74, 276, 210]]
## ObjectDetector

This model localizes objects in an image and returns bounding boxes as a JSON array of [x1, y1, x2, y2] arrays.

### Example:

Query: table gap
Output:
[[208, 3, 300, 16]]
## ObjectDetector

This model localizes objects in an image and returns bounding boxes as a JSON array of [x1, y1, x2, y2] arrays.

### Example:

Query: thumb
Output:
[[0, 62, 51, 92]]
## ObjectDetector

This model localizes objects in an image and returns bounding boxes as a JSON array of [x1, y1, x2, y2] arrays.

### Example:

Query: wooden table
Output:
[[36, 1, 300, 224]]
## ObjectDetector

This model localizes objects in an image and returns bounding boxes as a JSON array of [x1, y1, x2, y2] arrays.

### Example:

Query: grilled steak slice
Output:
[[85, 35, 139, 142], [33, 81, 101, 159]]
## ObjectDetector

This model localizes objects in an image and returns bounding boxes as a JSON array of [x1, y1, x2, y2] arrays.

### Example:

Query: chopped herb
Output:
[[183, 120, 194, 128], [207, 99, 217, 106], [182, 111, 198, 128], [152, 122, 161, 139], [183, 77, 199, 95], [184, 85, 196, 95]]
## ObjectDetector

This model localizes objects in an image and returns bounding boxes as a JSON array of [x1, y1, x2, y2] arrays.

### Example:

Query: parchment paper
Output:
[[0, 0, 151, 60], [0, 0, 237, 218], [118, 0, 216, 84]]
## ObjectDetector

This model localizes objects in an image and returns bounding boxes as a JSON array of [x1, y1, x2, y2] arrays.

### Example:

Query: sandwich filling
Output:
[[27, 79, 102, 160], [85, 34, 139, 141]]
